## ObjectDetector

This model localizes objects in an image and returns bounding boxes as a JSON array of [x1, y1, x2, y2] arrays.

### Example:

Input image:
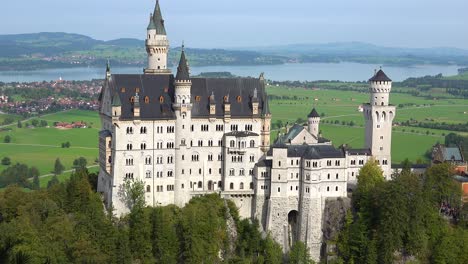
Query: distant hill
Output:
[[1, 32, 468, 71]]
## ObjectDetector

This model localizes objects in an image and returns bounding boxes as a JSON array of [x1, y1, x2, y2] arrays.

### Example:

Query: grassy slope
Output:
[[0, 110, 100, 175]]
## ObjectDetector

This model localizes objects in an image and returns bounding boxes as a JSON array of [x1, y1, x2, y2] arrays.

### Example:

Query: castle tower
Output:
[[173, 45, 192, 206], [364, 69, 396, 179], [260, 89, 272, 153], [307, 108, 320, 138], [144, 0, 170, 74]]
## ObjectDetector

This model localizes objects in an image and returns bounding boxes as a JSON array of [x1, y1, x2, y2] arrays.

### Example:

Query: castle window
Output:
[[146, 185, 151, 193], [144, 96, 149, 104], [327, 186, 330, 192], [197, 181, 202, 189], [336, 186, 339, 191], [135, 88, 140, 93], [130, 96, 135, 103], [236, 96, 242, 103], [159, 96, 164, 103], [250, 140, 255, 148], [230, 183, 234, 190], [195, 96, 201, 102], [224, 96, 228, 102], [146, 171, 151, 179], [336, 173, 339, 179], [250, 182, 254, 189], [240, 182, 244, 189], [121, 87, 126, 93]]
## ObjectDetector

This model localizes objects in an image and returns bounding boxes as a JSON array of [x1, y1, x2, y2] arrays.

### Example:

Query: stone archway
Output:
[[288, 210, 299, 248]]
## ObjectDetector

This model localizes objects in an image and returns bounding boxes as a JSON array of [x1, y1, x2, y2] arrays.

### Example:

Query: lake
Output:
[[0, 62, 461, 83]]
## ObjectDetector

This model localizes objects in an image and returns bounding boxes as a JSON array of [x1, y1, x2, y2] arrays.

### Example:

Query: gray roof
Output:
[[277, 124, 307, 143], [268, 144, 345, 160], [175, 47, 190, 81], [308, 108, 320, 118], [256, 159, 272, 168], [147, 14, 157, 30], [261, 92, 271, 116], [369, 69, 392, 82], [152, 0, 166, 35], [225, 131, 259, 137], [107, 74, 268, 120], [111, 92, 121, 106], [99, 130, 112, 137], [444, 147, 463, 161], [347, 148, 371, 156]]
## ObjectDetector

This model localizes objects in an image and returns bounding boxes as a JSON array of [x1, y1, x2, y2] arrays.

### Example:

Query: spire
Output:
[[210, 91, 216, 104], [152, 0, 167, 35], [308, 108, 320, 118], [262, 93, 271, 116], [111, 92, 121, 107], [106, 60, 111, 79], [175, 45, 190, 81], [147, 13, 157, 30], [252, 87, 259, 102]]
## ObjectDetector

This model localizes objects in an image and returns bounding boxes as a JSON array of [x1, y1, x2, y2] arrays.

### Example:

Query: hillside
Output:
[[1, 33, 468, 71]]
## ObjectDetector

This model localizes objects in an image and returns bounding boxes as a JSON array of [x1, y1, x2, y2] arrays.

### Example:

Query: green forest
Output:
[[332, 161, 468, 264], [0, 169, 313, 264]]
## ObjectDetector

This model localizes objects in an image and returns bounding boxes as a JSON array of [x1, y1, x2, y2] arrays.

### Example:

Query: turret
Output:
[[252, 88, 259, 115], [144, 0, 170, 74], [174, 45, 192, 109], [364, 68, 396, 180], [307, 108, 320, 138], [133, 92, 140, 118], [261, 89, 272, 153], [111, 92, 121, 121], [369, 69, 392, 106]]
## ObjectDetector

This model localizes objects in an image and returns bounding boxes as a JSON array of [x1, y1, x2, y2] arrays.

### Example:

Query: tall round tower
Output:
[[144, 0, 170, 74], [363, 69, 396, 179], [307, 108, 320, 138]]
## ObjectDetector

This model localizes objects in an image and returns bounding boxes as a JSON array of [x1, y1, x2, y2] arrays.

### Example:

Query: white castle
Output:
[[97, 1, 395, 261]]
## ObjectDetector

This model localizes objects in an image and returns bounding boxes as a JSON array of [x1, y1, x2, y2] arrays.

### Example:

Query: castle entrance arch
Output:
[[288, 210, 299, 247]]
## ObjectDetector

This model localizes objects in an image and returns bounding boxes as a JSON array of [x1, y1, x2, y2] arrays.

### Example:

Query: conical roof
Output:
[[152, 0, 167, 35], [147, 14, 157, 30], [111, 92, 121, 106], [308, 108, 320, 118], [261, 93, 271, 116], [369, 69, 392, 82], [175, 46, 190, 80]]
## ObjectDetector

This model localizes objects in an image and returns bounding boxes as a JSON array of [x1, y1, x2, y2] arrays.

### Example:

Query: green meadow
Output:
[[0, 110, 100, 176]]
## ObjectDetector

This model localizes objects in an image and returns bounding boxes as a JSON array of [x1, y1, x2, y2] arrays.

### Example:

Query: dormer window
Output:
[[236, 96, 242, 103], [144, 96, 150, 104], [195, 96, 201, 102], [224, 96, 228, 102], [135, 87, 140, 93], [159, 96, 164, 103], [130, 96, 135, 103], [121, 87, 126, 93]]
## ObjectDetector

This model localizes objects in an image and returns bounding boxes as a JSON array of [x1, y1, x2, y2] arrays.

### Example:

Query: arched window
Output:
[[240, 182, 244, 189], [250, 140, 255, 148], [250, 182, 254, 189], [159, 96, 164, 103], [121, 87, 126, 93], [236, 96, 242, 102], [195, 96, 201, 102], [224, 96, 228, 102], [130, 96, 135, 103], [144, 96, 150, 104], [230, 140, 235, 148], [198, 181, 202, 188], [230, 183, 234, 190], [146, 185, 151, 192]]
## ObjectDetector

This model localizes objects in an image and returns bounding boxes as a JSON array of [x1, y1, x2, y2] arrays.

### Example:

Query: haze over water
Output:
[[0, 63, 460, 83]]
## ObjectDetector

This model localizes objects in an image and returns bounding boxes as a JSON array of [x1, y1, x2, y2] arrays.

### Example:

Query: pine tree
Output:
[[53, 158, 65, 175]]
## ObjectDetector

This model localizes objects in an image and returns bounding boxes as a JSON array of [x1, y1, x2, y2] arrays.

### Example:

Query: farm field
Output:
[[0, 110, 100, 176]]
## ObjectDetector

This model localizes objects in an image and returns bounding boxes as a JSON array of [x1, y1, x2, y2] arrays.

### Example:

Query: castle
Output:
[[97, 1, 395, 261]]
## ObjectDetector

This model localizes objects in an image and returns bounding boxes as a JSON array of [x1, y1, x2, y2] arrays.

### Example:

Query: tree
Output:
[[47, 175, 60, 188], [118, 179, 146, 211], [31, 119, 39, 127], [354, 159, 384, 219], [17, 120, 22, 128], [289, 241, 314, 264], [262, 235, 283, 264], [53, 158, 65, 175], [73, 157, 87, 170], [1, 156, 11, 166], [40, 120, 48, 127], [4, 135, 11, 143], [32, 174, 40, 190]]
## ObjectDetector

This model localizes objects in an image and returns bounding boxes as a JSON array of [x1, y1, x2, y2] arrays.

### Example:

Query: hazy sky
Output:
[[3, 0, 468, 49]]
